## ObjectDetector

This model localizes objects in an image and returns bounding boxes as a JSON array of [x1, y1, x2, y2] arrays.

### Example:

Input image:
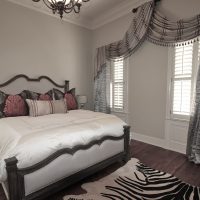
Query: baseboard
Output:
[[131, 132, 167, 149], [168, 141, 186, 155], [131, 132, 186, 154]]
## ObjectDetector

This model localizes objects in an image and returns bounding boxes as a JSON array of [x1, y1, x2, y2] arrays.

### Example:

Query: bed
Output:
[[0, 74, 130, 200]]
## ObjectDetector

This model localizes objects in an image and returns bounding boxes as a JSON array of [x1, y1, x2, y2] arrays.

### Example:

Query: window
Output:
[[110, 58, 128, 113], [170, 40, 200, 120]]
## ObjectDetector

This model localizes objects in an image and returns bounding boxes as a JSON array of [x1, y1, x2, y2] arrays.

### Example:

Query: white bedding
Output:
[[0, 110, 126, 182]]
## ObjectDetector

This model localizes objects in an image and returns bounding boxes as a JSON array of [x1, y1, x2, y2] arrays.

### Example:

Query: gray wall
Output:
[[0, 0, 93, 109], [93, 0, 200, 139]]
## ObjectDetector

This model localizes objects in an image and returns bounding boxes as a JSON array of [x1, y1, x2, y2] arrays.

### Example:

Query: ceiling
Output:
[[81, 0, 126, 19], [6, 0, 148, 29]]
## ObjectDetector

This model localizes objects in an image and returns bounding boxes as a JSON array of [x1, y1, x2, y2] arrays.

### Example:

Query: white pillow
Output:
[[26, 99, 67, 117]]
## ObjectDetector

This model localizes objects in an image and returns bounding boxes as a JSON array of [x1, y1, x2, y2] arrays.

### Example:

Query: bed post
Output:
[[123, 125, 131, 162], [64, 80, 69, 93], [5, 157, 20, 200]]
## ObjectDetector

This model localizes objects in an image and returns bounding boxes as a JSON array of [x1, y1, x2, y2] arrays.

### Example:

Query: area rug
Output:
[[64, 158, 200, 200]]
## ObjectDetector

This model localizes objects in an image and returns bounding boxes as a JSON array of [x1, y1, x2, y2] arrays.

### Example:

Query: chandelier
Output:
[[32, 0, 90, 19]]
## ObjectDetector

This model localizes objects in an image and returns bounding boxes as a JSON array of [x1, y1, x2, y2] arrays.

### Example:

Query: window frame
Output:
[[167, 42, 200, 121], [110, 57, 129, 114]]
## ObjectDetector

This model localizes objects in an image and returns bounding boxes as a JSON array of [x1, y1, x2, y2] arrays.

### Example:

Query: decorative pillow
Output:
[[21, 90, 53, 100], [0, 91, 7, 118], [20, 90, 39, 100], [53, 88, 64, 100], [64, 93, 77, 110], [0, 91, 28, 118], [38, 94, 52, 101], [51, 99, 68, 114], [53, 88, 78, 110], [26, 99, 67, 117]]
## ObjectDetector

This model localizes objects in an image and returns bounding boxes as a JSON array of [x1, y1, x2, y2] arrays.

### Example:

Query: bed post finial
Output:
[[5, 157, 20, 200], [64, 80, 69, 93], [123, 125, 131, 162]]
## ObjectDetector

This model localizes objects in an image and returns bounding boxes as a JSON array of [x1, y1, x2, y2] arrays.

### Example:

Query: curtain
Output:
[[94, 47, 111, 113], [105, 1, 154, 59], [94, 0, 200, 113], [187, 65, 200, 164], [147, 10, 200, 46], [94, 1, 154, 113]]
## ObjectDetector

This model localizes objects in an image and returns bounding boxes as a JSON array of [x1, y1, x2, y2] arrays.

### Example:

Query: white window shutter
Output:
[[113, 59, 124, 111], [171, 40, 200, 120], [172, 44, 193, 116], [110, 58, 128, 113]]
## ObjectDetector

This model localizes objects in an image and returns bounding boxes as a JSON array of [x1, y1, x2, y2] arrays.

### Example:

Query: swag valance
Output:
[[97, 0, 200, 66]]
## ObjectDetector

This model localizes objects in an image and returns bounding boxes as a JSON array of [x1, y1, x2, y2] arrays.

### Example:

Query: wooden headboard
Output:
[[0, 74, 69, 93]]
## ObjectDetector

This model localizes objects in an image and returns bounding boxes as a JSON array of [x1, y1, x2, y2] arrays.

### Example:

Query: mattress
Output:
[[0, 110, 126, 182]]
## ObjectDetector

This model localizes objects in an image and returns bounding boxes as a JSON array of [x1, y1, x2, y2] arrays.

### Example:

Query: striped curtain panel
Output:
[[94, 47, 111, 113], [187, 66, 200, 164]]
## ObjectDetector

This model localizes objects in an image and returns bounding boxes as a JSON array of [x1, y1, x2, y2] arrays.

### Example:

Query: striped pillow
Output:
[[26, 99, 67, 117]]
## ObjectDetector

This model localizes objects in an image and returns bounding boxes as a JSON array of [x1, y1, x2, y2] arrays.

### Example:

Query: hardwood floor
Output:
[[0, 140, 199, 200]]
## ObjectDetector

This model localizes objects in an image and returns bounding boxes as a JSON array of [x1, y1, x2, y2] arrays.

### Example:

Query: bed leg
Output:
[[5, 157, 20, 200], [123, 125, 131, 162]]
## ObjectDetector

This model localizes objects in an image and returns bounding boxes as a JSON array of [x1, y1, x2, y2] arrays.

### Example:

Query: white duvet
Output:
[[0, 110, 126, 182]]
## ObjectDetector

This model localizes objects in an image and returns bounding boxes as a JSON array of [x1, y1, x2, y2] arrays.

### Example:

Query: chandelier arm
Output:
[[64, 0, 66, 5], [73, 3, 81, 13], [64, 0, 71, 9], [64, 5, 73, 9], [51, 0, 57, 4], [64, 10, 73, 13], [42, 0, 54, 9], [63, 0, 73, 12]]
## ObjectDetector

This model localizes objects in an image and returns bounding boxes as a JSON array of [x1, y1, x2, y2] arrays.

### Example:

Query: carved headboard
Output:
[[0, 74, 69, 93]]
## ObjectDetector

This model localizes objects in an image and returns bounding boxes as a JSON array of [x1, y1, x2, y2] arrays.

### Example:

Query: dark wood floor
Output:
[[0, 140, 200, 200]]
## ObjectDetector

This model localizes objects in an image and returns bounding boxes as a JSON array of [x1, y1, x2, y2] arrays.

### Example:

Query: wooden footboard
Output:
[[5, 125, 130, 200]]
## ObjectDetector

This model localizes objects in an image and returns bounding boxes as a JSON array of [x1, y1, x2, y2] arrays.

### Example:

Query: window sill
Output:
[[166, 117, 190, 123], [111, 111, 129, 114]]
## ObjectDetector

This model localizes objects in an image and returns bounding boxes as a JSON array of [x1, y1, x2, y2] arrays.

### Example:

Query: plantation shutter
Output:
[[112, 59, 124, 112], [172, 44, 193, 116]]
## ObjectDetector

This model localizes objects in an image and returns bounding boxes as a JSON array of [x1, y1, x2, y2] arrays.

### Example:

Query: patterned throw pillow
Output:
[[21, 90, 53, 100], [0, 91, 28, 118], [0, 91, 7, 118], [53, 88, 64, 100], [53, 88, 78, 110], [64, 93, 78, 110], [38, 94, 52, 100], [26, 99, 67, 117]]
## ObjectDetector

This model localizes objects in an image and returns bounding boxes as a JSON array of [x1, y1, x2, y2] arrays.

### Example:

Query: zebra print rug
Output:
[[64, 158, 200, 200]]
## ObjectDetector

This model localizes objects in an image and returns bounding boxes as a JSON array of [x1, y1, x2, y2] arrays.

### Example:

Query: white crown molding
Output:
[[6, 0, 150, 30], [90, 0, 150, 30]]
